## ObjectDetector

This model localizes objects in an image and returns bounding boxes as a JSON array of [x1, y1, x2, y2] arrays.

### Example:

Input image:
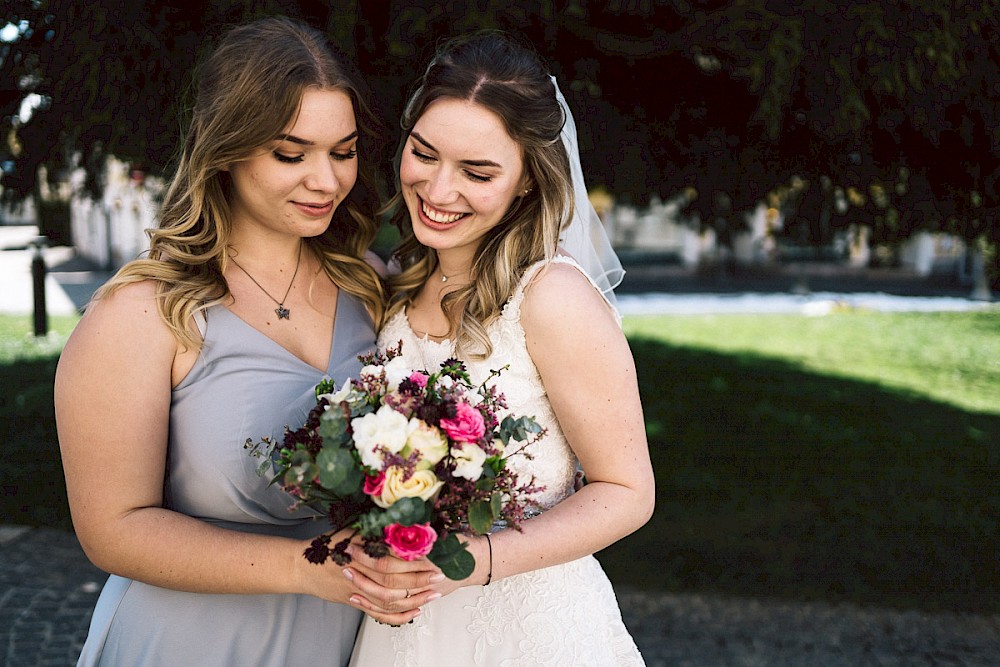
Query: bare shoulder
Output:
[[67, 280, 175, 355], [81, 280, 161, 324], [520, 261, 614, 332]]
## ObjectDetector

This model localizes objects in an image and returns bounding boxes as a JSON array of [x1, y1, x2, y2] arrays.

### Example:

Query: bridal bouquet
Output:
[[246, 343, 544, 580]]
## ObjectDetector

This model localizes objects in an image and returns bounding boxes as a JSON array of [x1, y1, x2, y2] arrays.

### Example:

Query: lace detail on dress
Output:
[[353, 556, 643, 666], [378, 257, 603, 510]]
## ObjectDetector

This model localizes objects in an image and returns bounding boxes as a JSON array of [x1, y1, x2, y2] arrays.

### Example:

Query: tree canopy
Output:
[[2, 0, 997, 254]]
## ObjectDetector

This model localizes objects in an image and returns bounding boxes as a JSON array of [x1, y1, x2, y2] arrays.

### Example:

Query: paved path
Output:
[[2, 526, 999, 666]]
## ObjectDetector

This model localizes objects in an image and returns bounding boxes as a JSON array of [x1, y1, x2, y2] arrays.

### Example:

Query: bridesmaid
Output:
[[55, 16, 438, 667]]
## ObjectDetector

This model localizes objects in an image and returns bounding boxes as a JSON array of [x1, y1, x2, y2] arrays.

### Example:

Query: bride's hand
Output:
[[341, 541, 443, 620], [358, 534, 493, 605]]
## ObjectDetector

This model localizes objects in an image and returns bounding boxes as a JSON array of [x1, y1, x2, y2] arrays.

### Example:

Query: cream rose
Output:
[[404, 419, 449, 467], [374, 466, 444, 509]]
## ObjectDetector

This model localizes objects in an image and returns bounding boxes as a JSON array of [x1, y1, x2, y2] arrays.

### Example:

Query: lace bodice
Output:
[[378, 256, 608, 510]]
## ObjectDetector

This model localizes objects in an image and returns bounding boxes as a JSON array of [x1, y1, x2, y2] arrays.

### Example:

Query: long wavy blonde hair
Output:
[[96, 16, 387, 350], [386, 31, 572, 359]]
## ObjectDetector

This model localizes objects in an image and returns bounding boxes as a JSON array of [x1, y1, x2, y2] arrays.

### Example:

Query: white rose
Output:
[[351, 404, 409, 469], [451, 442, 488, 481], [375, 466, 444, 509], [404, 419, 449, 467], [359, 363, 384, 380], [384, 356, 412, 392]]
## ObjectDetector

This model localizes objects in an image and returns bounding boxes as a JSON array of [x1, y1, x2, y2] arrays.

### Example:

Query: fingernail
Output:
[[342, 569, 354, 580], [349, 596, 361, 606], [429, 573, 445, 583], [426, 593, 441, 601]]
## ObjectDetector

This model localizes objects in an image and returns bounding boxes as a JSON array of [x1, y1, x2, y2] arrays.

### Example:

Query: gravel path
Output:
[[2, 526, 998, 666]]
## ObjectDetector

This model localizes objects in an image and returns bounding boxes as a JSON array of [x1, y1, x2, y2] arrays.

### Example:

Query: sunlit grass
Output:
[[0, 314, 80, 363], [623, 310, 1000, 415]]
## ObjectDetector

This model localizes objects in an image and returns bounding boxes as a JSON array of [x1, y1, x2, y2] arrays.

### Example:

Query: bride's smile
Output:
[[400, 97, 530, 261]]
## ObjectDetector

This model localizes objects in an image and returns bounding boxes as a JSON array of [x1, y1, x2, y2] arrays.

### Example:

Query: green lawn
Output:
[[2, 309, 998, 612], [598, 310, 1000, 613]]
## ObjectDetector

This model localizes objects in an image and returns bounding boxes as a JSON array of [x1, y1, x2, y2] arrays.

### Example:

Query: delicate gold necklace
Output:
[[229, 242, 302, 320]]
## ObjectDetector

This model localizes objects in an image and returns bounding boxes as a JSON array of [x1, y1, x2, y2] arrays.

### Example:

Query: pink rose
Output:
[[440, 402, 486, 443], [363, 471, 385, 497], [408, 372, 429, 388], [383, 523, 437, 561]]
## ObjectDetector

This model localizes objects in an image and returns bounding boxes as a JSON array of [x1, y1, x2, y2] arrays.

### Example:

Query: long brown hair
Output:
[[386, 31, 572, 359], [97, 16, 387, 349]]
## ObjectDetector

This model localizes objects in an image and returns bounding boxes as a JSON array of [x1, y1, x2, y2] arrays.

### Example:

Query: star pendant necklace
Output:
[[229, 242, 303, 320]]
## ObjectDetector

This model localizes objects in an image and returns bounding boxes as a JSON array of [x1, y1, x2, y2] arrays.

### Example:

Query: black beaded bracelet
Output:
[[484, 533, 493, 586]]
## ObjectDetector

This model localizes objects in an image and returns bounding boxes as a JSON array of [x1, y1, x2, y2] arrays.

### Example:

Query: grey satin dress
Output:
[[77, 291, 373, 667]]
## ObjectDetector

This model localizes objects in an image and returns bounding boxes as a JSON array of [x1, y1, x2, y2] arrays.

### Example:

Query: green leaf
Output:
[[354, 497, 432, 539], [283, 460, 317, 488], [499, 415, 542, 444], [318, 411, 350, 445], [356, 508, 388, 538], [382, 496, 432, 526], [428, 533, 475, 580], [469, 498, 494, 535], [316, 447, 362, 496]]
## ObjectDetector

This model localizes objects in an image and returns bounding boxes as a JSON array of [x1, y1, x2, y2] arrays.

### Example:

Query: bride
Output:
[[349, 30, 655, 666]]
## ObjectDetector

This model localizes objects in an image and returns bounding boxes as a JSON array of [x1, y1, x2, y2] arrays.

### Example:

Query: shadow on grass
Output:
[[1, 356, 72, 530], [4, 340, 999, 613], [597, 337, 1000, 614]]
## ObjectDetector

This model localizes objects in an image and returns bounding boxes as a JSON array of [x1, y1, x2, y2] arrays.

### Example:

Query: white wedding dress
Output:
[[350, 257, 644, 666]]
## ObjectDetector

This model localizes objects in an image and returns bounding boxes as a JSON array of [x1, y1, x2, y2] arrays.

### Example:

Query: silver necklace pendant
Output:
[[228, 242, 302, 323]]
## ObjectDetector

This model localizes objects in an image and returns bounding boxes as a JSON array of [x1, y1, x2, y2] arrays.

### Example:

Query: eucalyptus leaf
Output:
[[316, 447, 361, 495], [357, 508, 388, 538], [382, 496, 432, 526], [428, 533, 475, 580], [319, 411, 349, 445], [469, 498, 494, 534], [283, 460, 317, 488]]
